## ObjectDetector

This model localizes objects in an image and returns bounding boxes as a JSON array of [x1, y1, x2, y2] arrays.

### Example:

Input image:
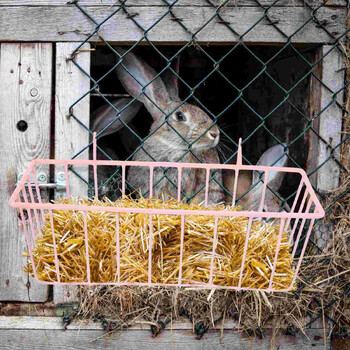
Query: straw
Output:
[[25, 195, 294, 290]]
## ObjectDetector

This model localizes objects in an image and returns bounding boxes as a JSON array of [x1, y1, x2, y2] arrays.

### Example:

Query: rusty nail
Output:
[[217, 20, 230, 25], [316, 20, 328, 28], [336, 67, 347, 73], [171, 17, 183, 22], [126, 13, 139, 19], [5, 279, 9, 286], [19, 80, 23, 85], [18, 62, 22, 66], [66, 107, 74, 119]]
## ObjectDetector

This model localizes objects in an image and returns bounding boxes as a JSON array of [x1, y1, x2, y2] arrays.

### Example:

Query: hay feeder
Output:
[[9, 134, 324, 292]]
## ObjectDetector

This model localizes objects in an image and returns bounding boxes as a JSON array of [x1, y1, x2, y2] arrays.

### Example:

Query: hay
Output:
[[26, 196, 294, 290], [60, 176, 350, 339]]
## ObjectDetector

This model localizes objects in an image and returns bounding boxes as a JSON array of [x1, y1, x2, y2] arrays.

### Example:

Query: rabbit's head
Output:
[[115, 48, 219, 155]]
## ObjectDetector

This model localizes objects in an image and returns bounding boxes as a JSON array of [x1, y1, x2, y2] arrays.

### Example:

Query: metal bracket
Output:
[[17, 172, 66, 192]]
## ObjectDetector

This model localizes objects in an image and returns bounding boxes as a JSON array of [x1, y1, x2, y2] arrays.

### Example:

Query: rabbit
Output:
[[112, 47, 224, 205], [223, 143, 290, 212], [223, 143, 292, 240], [90, 97, 142, 199]]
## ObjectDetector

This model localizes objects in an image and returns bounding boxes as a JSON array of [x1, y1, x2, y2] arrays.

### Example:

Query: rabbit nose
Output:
[[207, 130, 218, 140]]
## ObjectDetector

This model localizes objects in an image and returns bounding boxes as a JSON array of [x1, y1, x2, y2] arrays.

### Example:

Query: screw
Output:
[[5, 279, 9, 286], [37, 173, 47, 182], [16, 120, 28, 132], [19, 80, 23, 85], [26, 282, 31, 288], [10, 69, 14, 73], [57, 172, 65, 182]]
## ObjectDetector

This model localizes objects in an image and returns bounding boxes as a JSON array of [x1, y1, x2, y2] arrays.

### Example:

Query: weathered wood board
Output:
[[0, 5, 346, 43], [0, 0, 346, 7], [54, 42, 91, 304], [311, 45, 345, 250], [0, 317, 332, 350], [0, 43, 51, 302], [317, 45, 344, 192]]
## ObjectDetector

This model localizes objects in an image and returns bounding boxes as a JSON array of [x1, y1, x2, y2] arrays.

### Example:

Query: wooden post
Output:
[[312, 45, 345, 249], [0, 43, 52, 301], [54, 42, 90, 305]]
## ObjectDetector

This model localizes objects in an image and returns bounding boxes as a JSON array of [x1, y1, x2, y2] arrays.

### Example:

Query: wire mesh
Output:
[[51, 0, 350, 335]]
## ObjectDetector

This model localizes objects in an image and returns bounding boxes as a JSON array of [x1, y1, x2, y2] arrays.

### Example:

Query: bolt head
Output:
[[57, 173, 65, 181], [37, 173, 47, 182]]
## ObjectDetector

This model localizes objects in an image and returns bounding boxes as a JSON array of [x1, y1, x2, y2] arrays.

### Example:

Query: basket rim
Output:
[[9, 159, 325, 220]]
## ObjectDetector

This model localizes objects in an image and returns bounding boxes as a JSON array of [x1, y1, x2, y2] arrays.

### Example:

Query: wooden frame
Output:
[[0, 0, 347, 44]]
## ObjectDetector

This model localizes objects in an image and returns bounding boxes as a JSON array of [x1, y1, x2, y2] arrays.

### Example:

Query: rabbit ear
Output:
[[115, 47, 169, 121], [253, 144, 289, 191], [161, 56, 180, 102], [91, 98, 142, 138]]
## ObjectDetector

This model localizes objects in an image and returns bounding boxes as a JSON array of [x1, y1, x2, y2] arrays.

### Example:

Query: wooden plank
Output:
[[0, 6, 346, 43], [307, 46, 323, 188], [54, 43, 91, 304], [0, 317, 331, 350], [317, 45, 344, 191], [0, 316, 328, 330], [0, 322, 331, 350], [0, 43, 52, 302], [0, 0, 347, 7], [0, 329, 331, 350], [312, 45, 345, 250]]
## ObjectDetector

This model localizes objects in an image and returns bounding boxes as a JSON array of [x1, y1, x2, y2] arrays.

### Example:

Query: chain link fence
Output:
[[64, 0, 349, 337]]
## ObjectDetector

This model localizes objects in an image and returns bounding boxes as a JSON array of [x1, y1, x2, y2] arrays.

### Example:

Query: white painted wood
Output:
[[0, 43, 52, 302], [0, 317, 331, 349], [0, 6, 345, 43], [54, 43, 91, 304], [0, 0, 346, 6]]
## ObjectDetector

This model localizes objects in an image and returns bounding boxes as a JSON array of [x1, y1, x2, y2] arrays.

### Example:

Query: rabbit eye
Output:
[[175, 111, 186, 122]]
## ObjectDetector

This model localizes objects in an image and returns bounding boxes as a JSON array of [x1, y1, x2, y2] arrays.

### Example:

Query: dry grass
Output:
[[26, 197, 293, 290]]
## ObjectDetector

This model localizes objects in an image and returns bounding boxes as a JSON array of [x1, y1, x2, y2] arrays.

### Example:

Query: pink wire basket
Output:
[[9, 135, 325, 292]]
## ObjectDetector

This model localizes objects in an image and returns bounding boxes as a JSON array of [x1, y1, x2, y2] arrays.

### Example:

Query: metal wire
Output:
[[64, 0, 349, 334]]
